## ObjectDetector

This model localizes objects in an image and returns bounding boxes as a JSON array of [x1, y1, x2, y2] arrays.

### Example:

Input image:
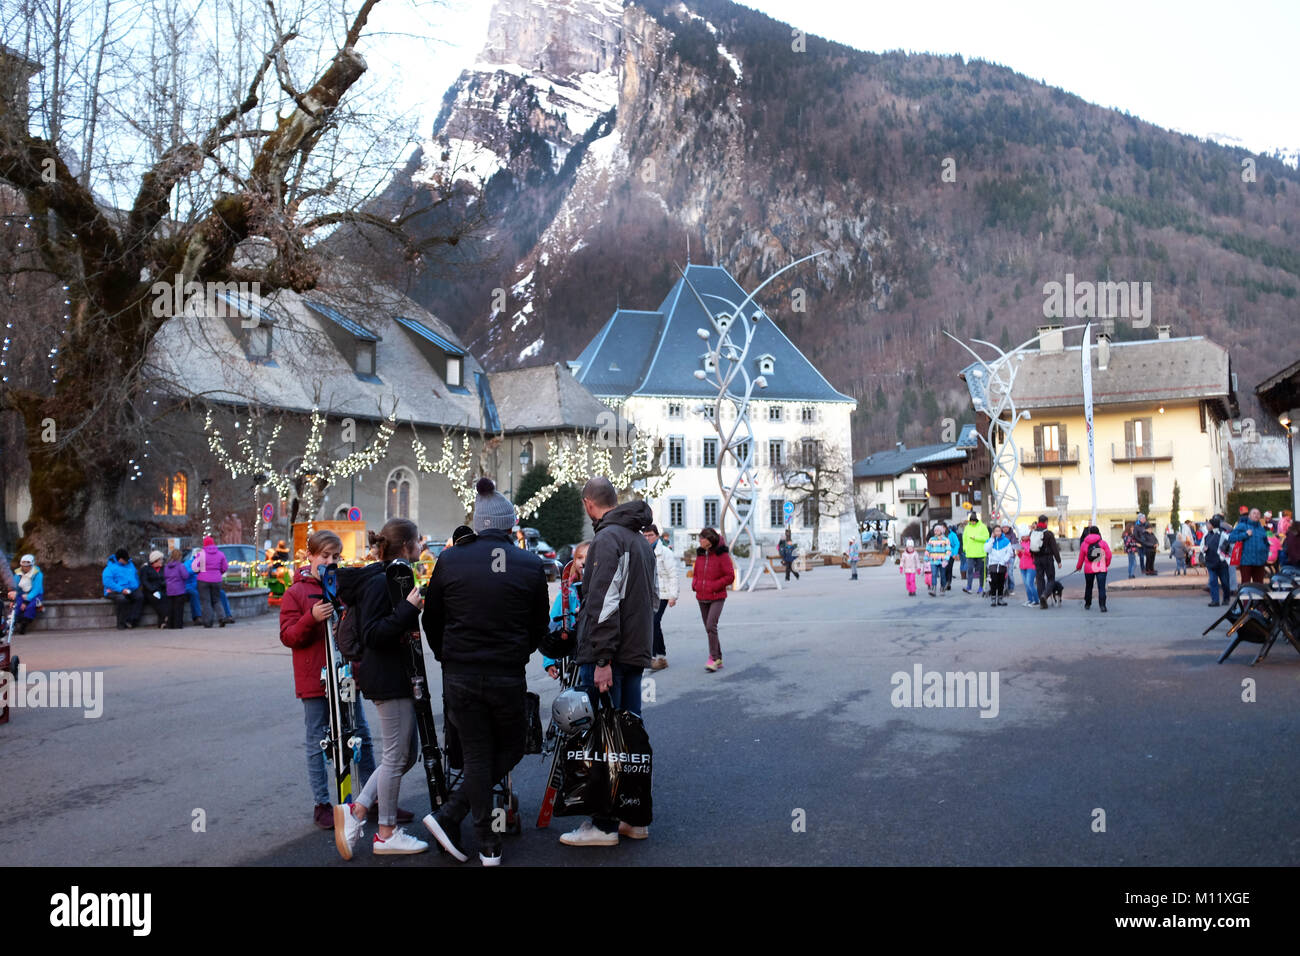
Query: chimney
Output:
[[1156, 324, 1171, 340], [1097, 329, 1111, 371], [1037, 324, 1064, 353], [896, 441, 905, 452]]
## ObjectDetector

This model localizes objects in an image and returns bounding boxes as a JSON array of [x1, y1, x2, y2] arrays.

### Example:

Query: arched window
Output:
[[386, 467, 416, 520], [153, 472, 187, 515]]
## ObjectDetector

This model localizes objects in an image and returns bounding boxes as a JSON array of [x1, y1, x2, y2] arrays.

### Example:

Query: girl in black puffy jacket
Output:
[[333, 518, 428, 859]]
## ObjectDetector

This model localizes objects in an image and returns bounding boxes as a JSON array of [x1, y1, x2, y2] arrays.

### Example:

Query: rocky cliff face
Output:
[[380, 0, 1300, 452]]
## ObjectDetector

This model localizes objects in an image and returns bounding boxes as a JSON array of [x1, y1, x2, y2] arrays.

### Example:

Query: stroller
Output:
[[1, 599, 19, 725], [437, 691, 540, 837]]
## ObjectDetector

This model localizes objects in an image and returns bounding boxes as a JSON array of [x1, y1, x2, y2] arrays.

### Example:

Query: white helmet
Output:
[[551, 689, 594, 735]]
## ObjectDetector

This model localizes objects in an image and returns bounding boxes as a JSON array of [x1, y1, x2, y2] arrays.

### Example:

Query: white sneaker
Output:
[[372, 827, 428, 855], [334, 804, 365, 861], [559, 820, 619, 846], [618, 821, 649, 840], [479, 849, 502, 866]]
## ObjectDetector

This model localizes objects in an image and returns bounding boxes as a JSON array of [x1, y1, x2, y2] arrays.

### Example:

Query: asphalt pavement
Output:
[[3, 558, 1296, 867]]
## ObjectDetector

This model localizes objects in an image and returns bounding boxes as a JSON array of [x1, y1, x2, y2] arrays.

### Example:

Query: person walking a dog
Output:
[[1030, 515, 1062, 609]]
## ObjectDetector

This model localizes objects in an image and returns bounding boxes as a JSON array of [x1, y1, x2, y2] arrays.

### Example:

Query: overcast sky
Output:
[[384, 0, 1296, 159]]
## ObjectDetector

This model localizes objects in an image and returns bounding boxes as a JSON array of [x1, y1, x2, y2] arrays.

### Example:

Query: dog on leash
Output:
[[1048, 581, 1065, 605]]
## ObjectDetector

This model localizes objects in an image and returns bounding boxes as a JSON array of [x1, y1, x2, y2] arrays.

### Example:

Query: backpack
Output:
[[1030, 529, 1045, 553], [1086, 540, 1102, 563], [334, 605, 365, 662]]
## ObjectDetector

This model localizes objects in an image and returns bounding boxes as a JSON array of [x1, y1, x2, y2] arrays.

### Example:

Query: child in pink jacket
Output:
[[899, 539, 925, 596]]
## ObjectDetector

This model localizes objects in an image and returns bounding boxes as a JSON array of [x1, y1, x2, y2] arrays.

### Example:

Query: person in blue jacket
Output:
[[13, 554, 44, 634], [945, 524, 961, 591], [103, 549, 143, 629], [1228, 507, 1271, 587], [544, 542, 588, 678], [184, 548, 233, 624]]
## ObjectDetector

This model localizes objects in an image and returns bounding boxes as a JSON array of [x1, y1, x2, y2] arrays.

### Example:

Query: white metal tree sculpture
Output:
[[943, 325, 1086, 532], [680, 252, 822, 591]]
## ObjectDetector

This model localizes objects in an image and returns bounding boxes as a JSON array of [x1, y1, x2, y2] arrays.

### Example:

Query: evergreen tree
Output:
[[1170, 480, 1181, 531], [514, 463, 584, 549]]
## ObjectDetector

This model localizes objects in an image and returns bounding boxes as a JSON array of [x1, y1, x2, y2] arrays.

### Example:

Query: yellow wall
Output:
[[998, 401, 1226, 544]]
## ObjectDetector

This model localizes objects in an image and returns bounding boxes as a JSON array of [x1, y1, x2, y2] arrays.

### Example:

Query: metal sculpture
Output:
[[943, 325, 1087, 533], [679, 253, 821, 591]]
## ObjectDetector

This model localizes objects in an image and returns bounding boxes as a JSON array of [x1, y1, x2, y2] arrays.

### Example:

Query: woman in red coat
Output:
[[279, 530, 377, 831], [691, 527, 735, 672]]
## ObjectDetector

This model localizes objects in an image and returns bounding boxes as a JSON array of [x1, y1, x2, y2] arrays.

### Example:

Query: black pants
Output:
[[167, 594, 188, 629], [783, 558, 799, 581], [142, 590, 168, 625], [1035, 563, 1057, 607], [652, 599, 668, 657], [107, 590, 143, 626], [1083, 571, 1107, 608], [988, 566, 1007, 597], [1142, 549, 1156, 574], [442, 672, 527, 855]]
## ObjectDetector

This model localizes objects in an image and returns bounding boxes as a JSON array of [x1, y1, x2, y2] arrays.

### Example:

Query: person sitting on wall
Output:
[[103, 548, 144, 630]]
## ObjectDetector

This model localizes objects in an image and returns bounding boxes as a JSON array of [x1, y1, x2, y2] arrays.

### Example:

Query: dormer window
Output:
[[356, 341, 376, 376], [447, 355, 463, 388], [247, 324, 272, 358], [393, 314, 468, 392], [758, 353, 775, 375]]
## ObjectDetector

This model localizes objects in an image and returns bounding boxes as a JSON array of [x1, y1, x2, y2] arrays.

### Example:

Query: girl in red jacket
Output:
[[691, 527, 735, 672], [279, 530, 376, 831]]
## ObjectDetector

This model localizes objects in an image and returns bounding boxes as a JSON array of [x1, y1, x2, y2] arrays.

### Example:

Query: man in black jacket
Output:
[[560, 476, 657, 848], [1202, 515, 1232, 606], [1031, 514, 1062, 610], [420, 478, 549, 866], [1136, 513, 1159, 575]]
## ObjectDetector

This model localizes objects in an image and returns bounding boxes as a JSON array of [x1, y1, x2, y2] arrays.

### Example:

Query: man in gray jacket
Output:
[[559, 476, 657, 847]]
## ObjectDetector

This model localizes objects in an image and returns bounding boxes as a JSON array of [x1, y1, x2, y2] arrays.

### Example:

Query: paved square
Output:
[[2, 562, 1295, 866]]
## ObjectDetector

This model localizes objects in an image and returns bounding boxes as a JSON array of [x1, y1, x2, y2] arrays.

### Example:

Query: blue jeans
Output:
[[187, 587, 230, 621], [1127, 552, 1137, 578], [1020, 567, 1039, 605], [578, 662, 644, 717], [1175, 553, 1187, 573], [1207, 563, 1231, 605], [578, 662, 644, 834], [303, 695, 376, 807]]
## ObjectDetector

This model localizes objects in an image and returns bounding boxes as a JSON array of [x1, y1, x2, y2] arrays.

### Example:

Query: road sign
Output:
[[261, 503, 274, 523], [347, 506, 362, 522], [783, 500, 795, 517]]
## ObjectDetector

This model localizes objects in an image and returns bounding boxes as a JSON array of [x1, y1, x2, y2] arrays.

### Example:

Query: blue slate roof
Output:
[[853, 442, 954, 479], [571, 264, 854, 404], [475, 370, 502, 433], [304, 300, 380, 342], [393, 314, 465, 355]]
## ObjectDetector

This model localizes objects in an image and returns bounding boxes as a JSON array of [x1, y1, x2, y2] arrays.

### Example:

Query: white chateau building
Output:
[[569, 264, 857, 557]]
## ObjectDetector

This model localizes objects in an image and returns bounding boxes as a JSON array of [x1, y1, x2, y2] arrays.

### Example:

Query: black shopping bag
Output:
[[609, 709, 653, 826], [554, 719, 612, 818]]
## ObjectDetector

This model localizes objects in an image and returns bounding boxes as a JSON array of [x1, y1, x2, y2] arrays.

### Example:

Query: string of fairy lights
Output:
[[411, 427, 673, 521], [206, 406, 396, 532], [1, 216, 71, 386]]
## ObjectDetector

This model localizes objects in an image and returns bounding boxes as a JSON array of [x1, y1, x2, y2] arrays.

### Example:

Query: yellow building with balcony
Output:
[[985, 326, 1238, 547]]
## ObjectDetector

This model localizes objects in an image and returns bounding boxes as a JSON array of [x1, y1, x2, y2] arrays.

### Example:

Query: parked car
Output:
[[522, 528, 561, 581]]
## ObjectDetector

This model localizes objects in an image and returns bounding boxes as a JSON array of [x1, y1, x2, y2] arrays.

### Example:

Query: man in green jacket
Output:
[[962, 512, 990, 595]]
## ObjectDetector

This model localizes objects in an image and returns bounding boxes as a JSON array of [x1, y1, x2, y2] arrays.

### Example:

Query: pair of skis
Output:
[[317, 564, 360, 807], [386, 560, 448, 811], [537, 562, 579, 828]]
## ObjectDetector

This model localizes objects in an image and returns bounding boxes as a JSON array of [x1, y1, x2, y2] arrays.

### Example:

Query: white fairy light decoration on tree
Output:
[[206, 403, 398, 534]]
